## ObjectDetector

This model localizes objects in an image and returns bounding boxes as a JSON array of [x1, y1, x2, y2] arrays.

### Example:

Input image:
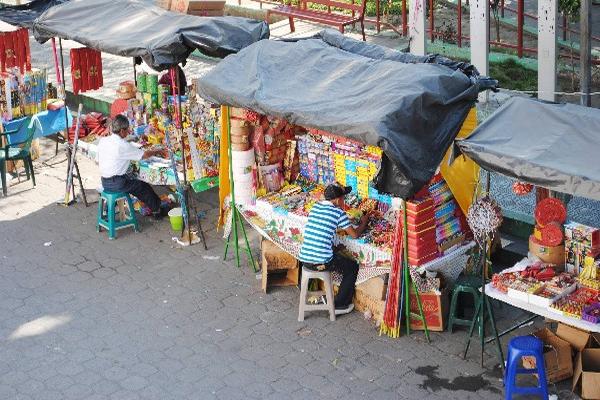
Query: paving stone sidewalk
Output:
[[0, 139, 582, 399]]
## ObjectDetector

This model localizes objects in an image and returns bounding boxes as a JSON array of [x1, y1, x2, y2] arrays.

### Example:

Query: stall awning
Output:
[[197, 30, 495, 198], [456, 96, 600, 201], [0, 0, 67, 29], [32, 0, 269, 70]]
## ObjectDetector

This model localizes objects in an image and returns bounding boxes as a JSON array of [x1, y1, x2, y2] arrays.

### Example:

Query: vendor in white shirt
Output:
[[98, 115, 168, 220]]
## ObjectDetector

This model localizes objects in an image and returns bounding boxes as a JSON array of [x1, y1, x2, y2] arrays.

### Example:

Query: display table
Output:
[[486, 283, 600, 333], [3, 107, 72, 143], [78, 139, 217, 192]]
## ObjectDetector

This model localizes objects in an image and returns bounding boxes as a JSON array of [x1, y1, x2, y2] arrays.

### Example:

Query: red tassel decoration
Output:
[[15, 28, 24, 74], [70, 48, 81, 95], [0, 33, 6, 72], [22, 29, 31, 71], [4, 31, 16, 70], [96, 50, 103, 88], [81, 48, 89, 92]]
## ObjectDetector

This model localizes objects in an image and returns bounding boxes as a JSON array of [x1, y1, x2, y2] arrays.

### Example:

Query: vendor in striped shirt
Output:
[[299, 183, 370, 315]]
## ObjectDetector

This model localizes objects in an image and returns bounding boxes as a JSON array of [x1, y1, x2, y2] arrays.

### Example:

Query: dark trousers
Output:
[[305, 253, 359, 308], [101, 175, 161, 213]]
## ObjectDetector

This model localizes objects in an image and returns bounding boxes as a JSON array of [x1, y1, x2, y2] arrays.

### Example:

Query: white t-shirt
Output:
[[97, 134, 144, 178]]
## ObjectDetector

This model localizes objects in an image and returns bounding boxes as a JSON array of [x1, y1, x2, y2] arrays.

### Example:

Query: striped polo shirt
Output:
[[299, 201, 351, 264]]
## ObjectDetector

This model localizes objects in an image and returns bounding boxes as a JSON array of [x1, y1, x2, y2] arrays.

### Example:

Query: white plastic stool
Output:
[[298, 266, 336, 322]]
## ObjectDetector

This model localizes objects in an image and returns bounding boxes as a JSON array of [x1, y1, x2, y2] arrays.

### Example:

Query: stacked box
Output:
[[405, 198, 439, 266], [429, 177, 467, 252]]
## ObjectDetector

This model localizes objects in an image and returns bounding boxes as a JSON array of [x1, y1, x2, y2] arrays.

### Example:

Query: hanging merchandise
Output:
[[0, 28, 31, 73], [512, 181, 533, 196], [380, 214, 404, 338], [70, 47, 103, 94], [467, 196, 503, 246]]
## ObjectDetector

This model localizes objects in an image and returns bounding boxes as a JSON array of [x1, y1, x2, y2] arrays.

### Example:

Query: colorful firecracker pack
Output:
[[0, 67, 48, 121], [565, 222, 600, 274]]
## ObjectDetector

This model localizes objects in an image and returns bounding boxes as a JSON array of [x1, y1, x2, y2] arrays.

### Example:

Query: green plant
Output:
[[489, 59, 537, 91]]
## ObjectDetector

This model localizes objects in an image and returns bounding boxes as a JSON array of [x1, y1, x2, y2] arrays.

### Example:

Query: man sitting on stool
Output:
[[298, 183, 370, 315], [98, 115, 167, 220]]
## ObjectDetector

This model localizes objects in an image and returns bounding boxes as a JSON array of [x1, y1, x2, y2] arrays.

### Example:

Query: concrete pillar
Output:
[[538, 0, 558, 102], [409, 0, 427, 56], [470, 0, 489, 101]]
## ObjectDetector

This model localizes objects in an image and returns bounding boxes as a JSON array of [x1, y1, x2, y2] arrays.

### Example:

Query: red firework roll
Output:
[[535, 197, 567, 226], [70, 48, 81, 95], [540, 222, 564, 247]]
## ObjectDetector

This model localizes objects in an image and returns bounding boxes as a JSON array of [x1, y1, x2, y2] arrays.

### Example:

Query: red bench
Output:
[[267, 0, 367, 41]]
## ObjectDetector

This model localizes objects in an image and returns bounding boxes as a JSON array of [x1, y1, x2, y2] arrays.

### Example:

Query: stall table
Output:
[[485, 283, 600, 337]]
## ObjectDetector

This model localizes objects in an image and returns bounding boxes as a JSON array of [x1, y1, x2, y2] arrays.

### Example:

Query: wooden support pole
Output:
[[429, 0, 435, 42], [402, 0, 407, 36], [457, 0, 462, 47], [538, 0, 558, 102], [580, 0, 592, 107], [517, 0, 524, 58]]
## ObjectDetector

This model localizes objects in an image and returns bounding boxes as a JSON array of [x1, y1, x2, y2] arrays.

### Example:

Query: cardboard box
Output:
[[529, 235, 564, 265], [188, 0, 226, 10], [156, 0, 172, 9], [556, 323, 600, 352], [189, 9, 224, 16], [522, 328, 573, 383], [409, 287, 449, 331], [356, 275, 387, 301], [573, 349, 600, 399]]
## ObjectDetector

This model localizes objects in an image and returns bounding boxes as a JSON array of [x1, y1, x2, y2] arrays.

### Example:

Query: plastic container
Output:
[[168, 207, 183, 231]]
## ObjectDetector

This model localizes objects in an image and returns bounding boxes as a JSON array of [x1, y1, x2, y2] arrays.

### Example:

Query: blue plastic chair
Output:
[[504, 335, 549, 400], [97, 191, 139, 239]]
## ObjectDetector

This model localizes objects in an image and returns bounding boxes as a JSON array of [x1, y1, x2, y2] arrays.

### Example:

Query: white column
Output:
[[470, 0, 489, 102], [409, 0, 427, 56], [538, 0, 558, 102]]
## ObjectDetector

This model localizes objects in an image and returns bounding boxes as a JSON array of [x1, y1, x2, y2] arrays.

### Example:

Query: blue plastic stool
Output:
[[504, 336, 549, 400], [97, 191, 139, 240]]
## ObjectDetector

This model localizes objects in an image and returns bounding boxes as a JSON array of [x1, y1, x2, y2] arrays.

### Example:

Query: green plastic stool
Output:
[[97, 191, 139, 240], [448, 275, 484, 337]]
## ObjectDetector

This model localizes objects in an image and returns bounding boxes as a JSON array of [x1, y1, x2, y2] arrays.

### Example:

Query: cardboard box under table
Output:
[[260, 239, 299, 293], [522, 328, 573, 383], [409, 287, 450, 332]]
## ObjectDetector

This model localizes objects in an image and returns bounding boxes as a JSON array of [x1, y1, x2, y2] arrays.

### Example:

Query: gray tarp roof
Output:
[[457, 96, 600, 201], [32, 0, 269, 70], [0, 0, 67, 29], [198, 30, 496, 198]]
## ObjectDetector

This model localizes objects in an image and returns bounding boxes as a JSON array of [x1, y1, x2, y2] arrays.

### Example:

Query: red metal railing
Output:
[[257, 0, 599, 64]]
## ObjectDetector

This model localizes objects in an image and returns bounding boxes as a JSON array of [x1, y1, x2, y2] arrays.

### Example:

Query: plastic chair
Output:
[[448, 275, 484, 336], [97, 191, 139, 239], [504, 335, 549, 400], [298, 266, 335, 322], [0, 122, 36, 196]]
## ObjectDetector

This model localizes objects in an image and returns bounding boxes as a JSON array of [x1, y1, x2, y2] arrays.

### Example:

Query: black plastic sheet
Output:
[[457, 97, 600, 201], [33, 0, 269, 70], [198, 31, 493, 198], [0, 0, 67, 29]]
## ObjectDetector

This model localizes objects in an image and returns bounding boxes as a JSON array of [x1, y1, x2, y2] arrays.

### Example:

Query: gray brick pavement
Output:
[[0, 144, 580, 399]]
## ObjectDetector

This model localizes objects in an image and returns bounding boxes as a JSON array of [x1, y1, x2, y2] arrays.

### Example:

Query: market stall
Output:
[[27, 0, 269, 240], [456, 96, 600, 390], [197, 31, 496, 336]]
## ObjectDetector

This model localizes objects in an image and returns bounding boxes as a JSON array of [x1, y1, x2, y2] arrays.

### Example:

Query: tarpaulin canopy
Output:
[[0, 0, 67, 29], [198, 30, 495, 198], [32, 0, 269, 70], [456, 97, 600, 201]]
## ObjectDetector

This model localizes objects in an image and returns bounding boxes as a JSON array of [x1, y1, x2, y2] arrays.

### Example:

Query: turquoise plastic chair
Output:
[[0, 122, 36, 196], [96, 191, 139, 239]]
